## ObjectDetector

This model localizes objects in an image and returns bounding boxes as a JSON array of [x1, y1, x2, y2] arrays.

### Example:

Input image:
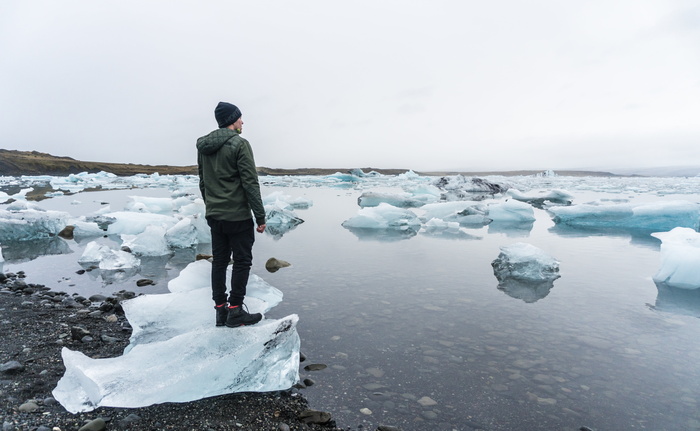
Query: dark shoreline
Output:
[[0, 271, 347, 431]]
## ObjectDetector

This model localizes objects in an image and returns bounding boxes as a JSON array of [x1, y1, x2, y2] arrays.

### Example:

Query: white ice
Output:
[[0, 208, 70, 242], [103, 211, 179, 236], [491, 243, 561, 282], [507, 188, 573, 207], [651, 227, 700, 289], [420, 201, 491, 226], [357, 191, 426, 208], [342, 203, 421, 231], [487, 199, 536, 222], [78, 241, 141, 270], [121, 225, 170, 256], [548, 200, 700, 231], [53, 260, 299, 413]]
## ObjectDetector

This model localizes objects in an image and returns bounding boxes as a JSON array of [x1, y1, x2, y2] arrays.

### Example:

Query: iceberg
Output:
[[487, 199, 536, 223], [651, 227, 700, 289], [165, 218, 198, 248], [79, 241, 141, 270], [342, 203, 421, 231], [0, 208, 70, 242], [103, 211, 179, 236], [121, 225, 170, 256], [434, 175, 509, 201], [357, 191, 426, 208], [420, 201, 491, 226], [507, 188, 573, 208], [53, 260, 300, 413], [491, 243, 560, 303], [548, 200, 700, 231]]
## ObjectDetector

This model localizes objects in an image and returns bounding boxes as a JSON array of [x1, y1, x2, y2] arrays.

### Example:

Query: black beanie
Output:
[[214, 102, 242, 128]]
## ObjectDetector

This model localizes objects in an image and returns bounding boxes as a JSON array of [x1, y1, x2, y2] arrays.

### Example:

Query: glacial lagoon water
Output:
[[3, 174, 700, 430]]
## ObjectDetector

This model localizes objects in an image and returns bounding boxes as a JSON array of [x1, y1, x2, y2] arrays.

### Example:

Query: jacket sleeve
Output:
[[197, 151, 206, 204], [237, 139, 266, 225]]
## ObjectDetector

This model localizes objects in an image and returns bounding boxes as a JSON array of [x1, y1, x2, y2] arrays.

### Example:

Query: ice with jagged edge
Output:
[[79, 241, 141, 270], [491, 243, 560, 303], [651, 227, 700, 289], [507, 188, 573, 208], [548, 200, 700, 231], [342, 203, 421, 231], [53, 260, 300, 413], [0, 205, 70, 242]]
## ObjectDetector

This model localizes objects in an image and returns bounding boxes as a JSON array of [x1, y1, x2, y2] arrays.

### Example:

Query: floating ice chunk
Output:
[[357, 191, 425, 208], [420, 218, 481, 240], [491, 243, 560, 303], [264, 202, 304, 239], [487, 200, 536, 222], [121, 225, 170, 256], [165, 218, 198, 248], [0, 243, 4, 263], [651, 227, 700, 289], [71, 220, 106, 238], [492, 243, 560, 282], [434, 176, 509, 195], [0, 208, 70, 242], [549, 200, 700, 231], [325, 172, 362, 183], [420, 201, 491, 226], [126, 196, 174, 214], [507, 189, 573, 208], [104, 211, 178, 235], [79, 241, 140, 270], [53, 260, 299, 413], [342, 203, 421, 231]]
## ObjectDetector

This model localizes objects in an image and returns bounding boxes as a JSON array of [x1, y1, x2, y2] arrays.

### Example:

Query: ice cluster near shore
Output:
[[53, 260, 300, 412]]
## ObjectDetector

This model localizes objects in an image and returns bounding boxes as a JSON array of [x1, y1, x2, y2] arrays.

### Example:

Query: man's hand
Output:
[[256, 224, 266, 233]]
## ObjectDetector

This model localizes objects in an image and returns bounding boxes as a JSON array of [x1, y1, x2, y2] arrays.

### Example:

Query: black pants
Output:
[[207, 217, 255, 307]]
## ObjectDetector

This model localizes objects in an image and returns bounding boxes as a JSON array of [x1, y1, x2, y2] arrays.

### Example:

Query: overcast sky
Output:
[[1, 1, 699, 172]]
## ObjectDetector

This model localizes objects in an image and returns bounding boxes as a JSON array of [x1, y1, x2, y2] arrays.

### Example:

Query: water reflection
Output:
[[548, 224, 661, 249], [487, 220, 534, 237], [1, 237, 72, 262], [650, 281, 700, 318], [495, 278, 556, 303], [343, 227, 418, 241]]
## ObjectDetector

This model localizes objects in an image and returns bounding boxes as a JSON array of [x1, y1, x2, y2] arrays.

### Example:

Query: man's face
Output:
[[233, 117, 243, 133]]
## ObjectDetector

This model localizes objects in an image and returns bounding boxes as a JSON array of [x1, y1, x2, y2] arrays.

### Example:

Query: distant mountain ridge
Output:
[[1, 149, 622, 177]]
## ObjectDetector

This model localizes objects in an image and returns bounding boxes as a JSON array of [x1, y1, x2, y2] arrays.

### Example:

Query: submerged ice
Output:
[[52, 260, 300, 413]]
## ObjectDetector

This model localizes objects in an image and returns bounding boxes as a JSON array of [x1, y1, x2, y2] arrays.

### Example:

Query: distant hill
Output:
[[0, 149, 620, 177]]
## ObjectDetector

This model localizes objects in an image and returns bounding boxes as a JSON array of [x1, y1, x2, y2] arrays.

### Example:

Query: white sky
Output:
[[1, 0, 699, 171]]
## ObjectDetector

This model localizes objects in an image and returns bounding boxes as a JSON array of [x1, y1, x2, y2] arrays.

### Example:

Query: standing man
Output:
[[197, 101, 267, 328]]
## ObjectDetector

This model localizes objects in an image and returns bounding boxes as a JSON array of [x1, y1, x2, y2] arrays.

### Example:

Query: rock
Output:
[[78, 418, 106, 431], [89, 294, 108, 302], [18, 402, 39, 412], [101, 334, 119, 343], [377, 426, 402, 431], [196, 254, 213, 261], [360, 408, 372, 415], [278, 423, 291, 431], [0, 361, 24, 374], [417, 396, 437, 407], [43, 397, 58, 405], [298, 410, 332, 424], [61, 297, 83, 309], [71, 326, 91, 341], [265, 257, 291, 273], [302, 378, 315, 387], [36, 426, 51, 431], [104, 314, 118, 323], [299, 352, 307, 362], [136, 279, 154, 287], [58, 225, 75, 239], [303, 363, 327, 371], [420, 410, 438, 420]]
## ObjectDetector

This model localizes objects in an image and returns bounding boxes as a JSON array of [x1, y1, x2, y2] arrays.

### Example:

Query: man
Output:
[[196, 101, 267, 328]]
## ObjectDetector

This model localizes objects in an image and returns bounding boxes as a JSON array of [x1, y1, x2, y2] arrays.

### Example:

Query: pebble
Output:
[[278, 423, 291, 431], [298, 410, 332, 424], [0, 361, 24, 374], [417, 396, 437, 407], [18, 402, 39, 412], [117, 413, 141, 428], [421, 410, 438, 420], [377, 426, 402, 431], [78, 418, 106, 431], [360, 408, 372, 415], [303, 363, 327, 371]]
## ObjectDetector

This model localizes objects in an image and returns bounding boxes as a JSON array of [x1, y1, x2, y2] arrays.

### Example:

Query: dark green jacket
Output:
[[196, 128, 266, 225]]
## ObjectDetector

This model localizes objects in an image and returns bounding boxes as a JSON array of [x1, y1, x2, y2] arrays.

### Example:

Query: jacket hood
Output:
[[196, 128, 238, 155]]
